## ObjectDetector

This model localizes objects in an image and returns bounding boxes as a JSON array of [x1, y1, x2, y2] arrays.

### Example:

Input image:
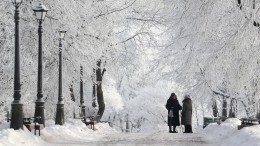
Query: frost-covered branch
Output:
[[95, 0, 137, 18], [120, 32, 149, 43]]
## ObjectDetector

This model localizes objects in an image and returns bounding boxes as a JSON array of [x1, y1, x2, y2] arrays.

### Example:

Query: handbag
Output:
[[169, 109, 174, 117]]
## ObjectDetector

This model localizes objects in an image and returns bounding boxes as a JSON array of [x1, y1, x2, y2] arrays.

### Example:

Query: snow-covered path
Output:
[[2, 119, 260, 146], [37, 120, 215, 146], [44, 132, 215, 146]]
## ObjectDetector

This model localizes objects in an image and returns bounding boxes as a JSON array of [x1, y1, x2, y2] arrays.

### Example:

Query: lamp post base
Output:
[[34, 100, 45, 126], [10, 101, 23, 130], [55, 102, 64, 125]]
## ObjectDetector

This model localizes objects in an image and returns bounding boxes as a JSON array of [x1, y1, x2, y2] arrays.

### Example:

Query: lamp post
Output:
[[10, 0, 23, 130], [55, 31, 66, 125], [80, 66, 85, 118], [33, 3, 48, 126]]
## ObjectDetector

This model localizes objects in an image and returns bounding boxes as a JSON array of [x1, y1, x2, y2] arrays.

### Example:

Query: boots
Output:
[[169, 126, 173, 133], [187, 125, 193, 133], [183, 125, 193, 133], [173, 126, 178, 133]]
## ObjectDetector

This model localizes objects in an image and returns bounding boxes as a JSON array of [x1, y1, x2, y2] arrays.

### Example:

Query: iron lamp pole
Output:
[[33, 3, 48, 126], [55, 31, 66, 125], [10, 0, 24, 130]]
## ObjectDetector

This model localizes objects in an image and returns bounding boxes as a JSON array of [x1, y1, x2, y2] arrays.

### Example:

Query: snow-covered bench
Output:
[[203, 117, 221, 128], [81, 116, 95, 130], [238, 118, 259, 130], [23, 117, 44, 136]]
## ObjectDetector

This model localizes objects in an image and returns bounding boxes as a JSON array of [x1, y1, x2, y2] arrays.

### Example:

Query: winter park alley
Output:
[[3, 0, 260, 146]]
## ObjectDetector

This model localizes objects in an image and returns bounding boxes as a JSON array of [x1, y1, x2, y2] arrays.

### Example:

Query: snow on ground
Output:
[[0, 119, 119, 146], [0, 118, 260, 145], [201, 118, 260, 146]]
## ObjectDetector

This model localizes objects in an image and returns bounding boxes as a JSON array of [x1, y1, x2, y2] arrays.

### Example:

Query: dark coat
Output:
[[166, 98, 182, 126], [181, 98, 192, 125]]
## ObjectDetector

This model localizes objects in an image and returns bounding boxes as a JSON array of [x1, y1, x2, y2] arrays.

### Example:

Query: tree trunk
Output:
[[69, 83, 76, 118], [222, 97, 227, 119], [228, 99, 236, 118], [92, 69, 97, 108], [69, 84, 75, 102], [96, 59, 105, 122], [212, 99, 218, 117]]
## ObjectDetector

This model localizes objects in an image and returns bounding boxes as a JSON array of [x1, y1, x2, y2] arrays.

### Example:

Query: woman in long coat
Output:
[[181, 95, 193, 133], [165, 93, 182, 133]]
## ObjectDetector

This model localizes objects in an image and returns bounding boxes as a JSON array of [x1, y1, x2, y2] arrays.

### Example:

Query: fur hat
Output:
[[171, 93, 176, 97], [170, 93, 177, 99], [184, 94, 190, 99]]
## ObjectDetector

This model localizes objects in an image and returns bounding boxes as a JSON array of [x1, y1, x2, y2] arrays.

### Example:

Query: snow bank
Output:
[[201, 118, 260, 146], [0, 119, 119, 146], [94, 122, 119, 134], [42, 119, 119, 144], [0, 121, 47, 146]]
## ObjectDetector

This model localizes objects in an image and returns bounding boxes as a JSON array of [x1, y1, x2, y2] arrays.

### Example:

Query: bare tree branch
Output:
[[95, 0, 137, 18], [120, 32, 149, 43]]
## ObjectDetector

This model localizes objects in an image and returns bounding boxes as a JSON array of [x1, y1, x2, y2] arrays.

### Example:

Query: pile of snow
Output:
[[0, 119, 118, 146], [0, 122, 46, 146], [201, 118, 260, 146]]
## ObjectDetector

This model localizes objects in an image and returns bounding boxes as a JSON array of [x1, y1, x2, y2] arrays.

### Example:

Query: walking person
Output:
[[181, 95, 193, 133], [165, 93, 182, 133]]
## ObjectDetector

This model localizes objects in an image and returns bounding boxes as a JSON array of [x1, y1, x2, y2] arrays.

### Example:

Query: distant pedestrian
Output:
[[181, 95, 193, 133], [165, 93, 182, 133]]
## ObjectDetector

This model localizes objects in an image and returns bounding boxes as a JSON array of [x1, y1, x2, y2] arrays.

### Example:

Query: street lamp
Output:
[[33, 3, 48, 127], [10, 0, 24, 130], [80, 66, 86, 118], [55, 30, 66, 125]]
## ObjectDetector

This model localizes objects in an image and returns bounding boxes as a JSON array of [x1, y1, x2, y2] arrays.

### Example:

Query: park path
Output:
[[44, 132, 216, 146]]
